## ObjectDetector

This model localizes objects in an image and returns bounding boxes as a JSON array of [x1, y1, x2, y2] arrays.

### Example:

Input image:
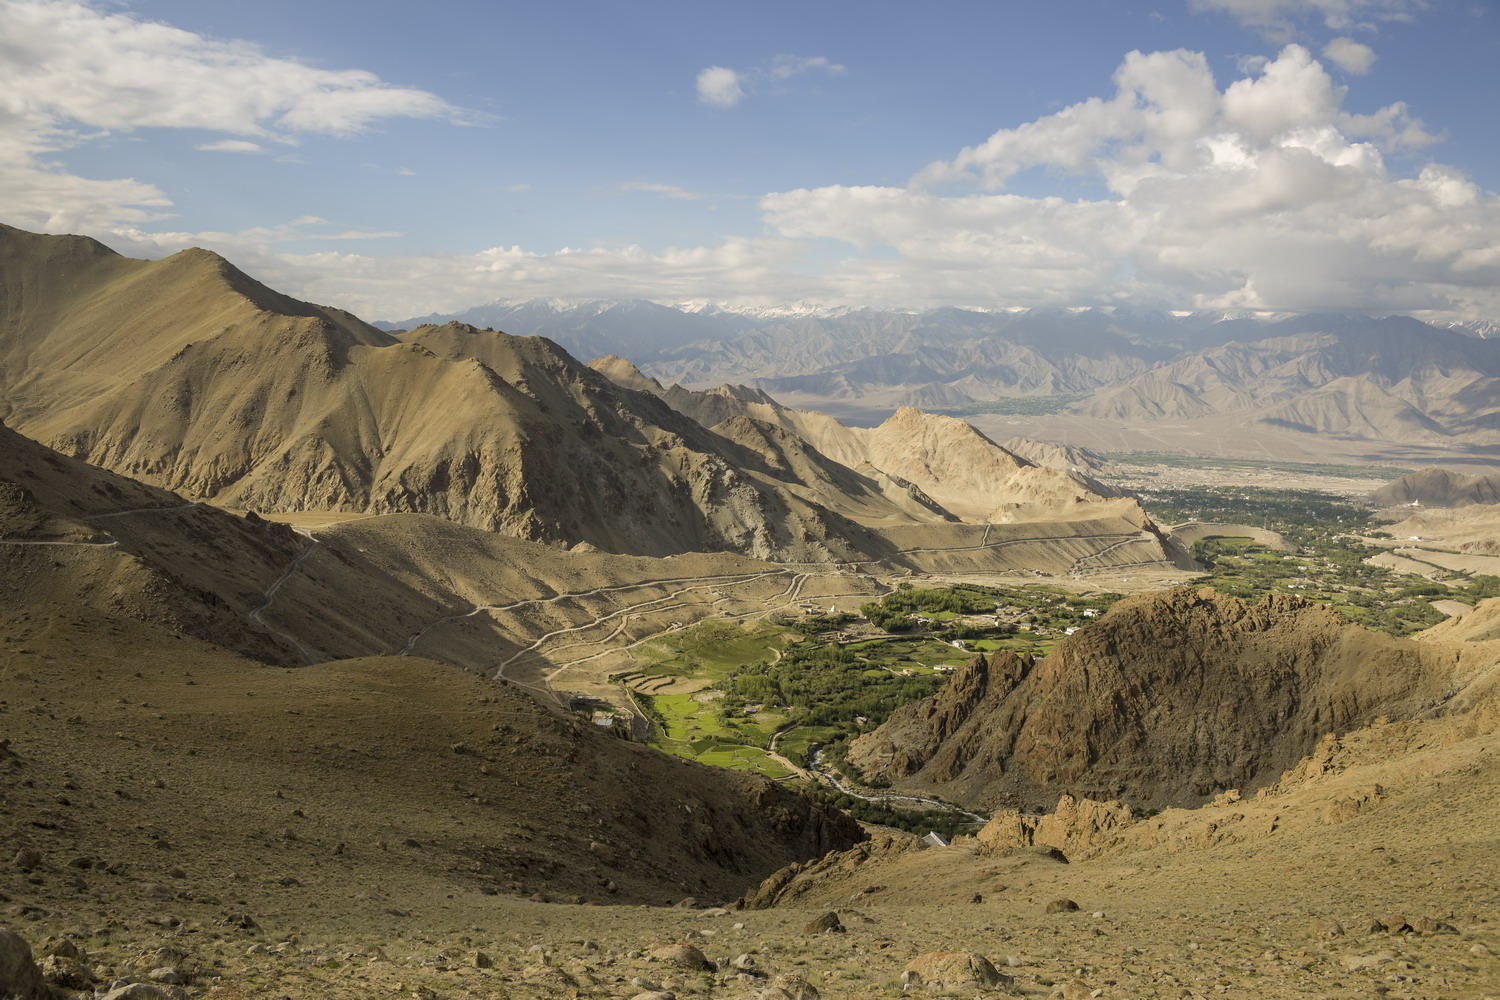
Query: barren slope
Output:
[[590, 356, 1120, 521], [0, 420, 310, 664], [0, 604, 862, 910], [1372, 466, 1500, 507], [847, 587, 1495, 811]]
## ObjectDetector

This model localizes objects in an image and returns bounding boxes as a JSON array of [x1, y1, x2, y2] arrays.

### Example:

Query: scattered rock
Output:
[[765, 972, 820, 1000], [630, 992, 675, 1000], [902, 951, 1009, 990], [1412, 916, 1457, 934], [1308, 916, 1345, 939], [1044, 898, 1080, 913], [648, 943, 712, 971], [802, 911, 843, 935], [38, 938, 84, 962], [100, 984, 181, 1000], [1052, 979, 1098, 1000], [1340, 951, 1396, 972], [1378, 914, 1411, 934], [0, 928, 49, 999], [39, 952, 95, 988]]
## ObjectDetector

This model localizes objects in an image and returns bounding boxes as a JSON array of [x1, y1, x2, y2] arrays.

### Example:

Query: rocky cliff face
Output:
[[848, 587, 1490, 811]]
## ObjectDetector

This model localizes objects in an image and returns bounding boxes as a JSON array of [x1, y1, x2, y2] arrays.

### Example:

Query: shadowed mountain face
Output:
[[1372, 467, 1500, 507], [0, 601, 864, 906], [847, 587, 1493, 812], [0, 418, 312, 664]]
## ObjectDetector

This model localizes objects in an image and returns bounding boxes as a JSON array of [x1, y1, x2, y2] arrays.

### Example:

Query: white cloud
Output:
[[762, 44, 1495, 319], [695, 54, 843, 109], [102, 227, 813, 320], [619, 181, 702, 200], [197, 139, 266, 154], [7, 13, 1494, 324], [0, 0, 470, 231], [1322, 36, 1376, 73], [1190, 0, 1426, 38], [915, 45, 1430, 191], [696, 66, 744, 108], [769, 55, 846, 80]]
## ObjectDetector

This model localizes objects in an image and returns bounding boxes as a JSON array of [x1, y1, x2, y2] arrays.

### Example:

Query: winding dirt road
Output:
[[808, 747, 988, 822]]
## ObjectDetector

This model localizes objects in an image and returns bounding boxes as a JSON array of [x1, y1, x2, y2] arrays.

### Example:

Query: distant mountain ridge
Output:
[[384, 297, 1500, 447]]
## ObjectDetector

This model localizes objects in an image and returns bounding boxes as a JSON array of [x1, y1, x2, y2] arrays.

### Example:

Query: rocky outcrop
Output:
[[976, 794, 1137, 860], [0, 929, 48, 1000], [902, 952, 1010, 991], [849, 587, 1490, 811], [739, 835, 916, 910]]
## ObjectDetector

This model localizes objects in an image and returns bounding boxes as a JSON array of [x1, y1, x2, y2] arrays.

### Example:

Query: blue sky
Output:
[[2, 0, 1497, 319]]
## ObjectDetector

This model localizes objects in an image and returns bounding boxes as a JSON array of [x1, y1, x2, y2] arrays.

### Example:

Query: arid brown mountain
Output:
[[0, 225, 939, 561], [847, 587, 1493, 811], [423, 301, 1500, 453], [535, 305, 1177, 397], [1083, 319, 1500, 445], [0, 224, 1136, 563], [0, 419, 877, 685], [1372, 467, 1500, 507], [0, 419, 311, 664], [999, 436, 1105, 472], [589, 355, 1119, 521]]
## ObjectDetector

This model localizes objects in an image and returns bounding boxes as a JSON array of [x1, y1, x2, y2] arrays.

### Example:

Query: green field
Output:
[[1146, 485, 1499, 635], [635, 619, 789, 681], [631, 584, 1119, 782], [1105, 451, 1412, 481], [936, 394, 1087, 417], [624, 621, 795, 778]]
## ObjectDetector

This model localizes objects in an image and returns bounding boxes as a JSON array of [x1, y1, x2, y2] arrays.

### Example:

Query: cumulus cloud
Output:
[[696, 54, 843, 109], [696, 66, 745, 108], [197, 139, 266, 154], [0, 0, 470, 231], [1323, 36, 1377, 73], [764, 44, 1495, 319], [7, 12, 1494, 324], [1190, 0, 1426, 38]]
